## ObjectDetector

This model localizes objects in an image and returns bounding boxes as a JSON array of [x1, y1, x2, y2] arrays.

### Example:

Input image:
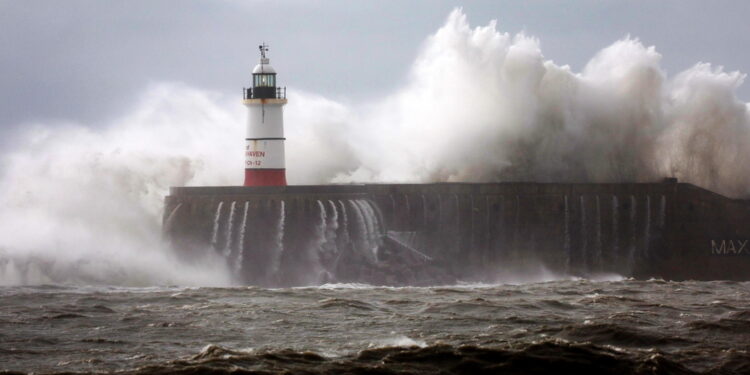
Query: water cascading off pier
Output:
[[164, 182, 750, 285]]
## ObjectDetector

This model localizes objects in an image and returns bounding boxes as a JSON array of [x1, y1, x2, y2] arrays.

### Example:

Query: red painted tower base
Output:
[[244, 169, 287, 187]]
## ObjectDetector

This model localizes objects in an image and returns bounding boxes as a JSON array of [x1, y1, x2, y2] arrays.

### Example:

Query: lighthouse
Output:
[[243, 43, 288, 186]]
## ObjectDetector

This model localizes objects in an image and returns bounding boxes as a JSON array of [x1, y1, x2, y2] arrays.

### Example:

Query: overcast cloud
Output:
[[1, 0, 749, 135]]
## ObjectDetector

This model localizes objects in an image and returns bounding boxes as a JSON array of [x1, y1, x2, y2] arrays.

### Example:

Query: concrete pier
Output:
[[163, 181, 750, 285]]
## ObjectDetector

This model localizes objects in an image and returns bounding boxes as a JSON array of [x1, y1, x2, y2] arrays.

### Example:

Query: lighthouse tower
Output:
[[243, 43, 288, 186]]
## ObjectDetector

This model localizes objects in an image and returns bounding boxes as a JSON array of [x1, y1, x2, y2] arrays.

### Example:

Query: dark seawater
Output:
[[2, 279, 750, 374]]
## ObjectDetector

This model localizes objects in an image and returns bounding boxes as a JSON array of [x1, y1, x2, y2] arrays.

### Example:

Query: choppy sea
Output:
[[2, 279, 750, 374]]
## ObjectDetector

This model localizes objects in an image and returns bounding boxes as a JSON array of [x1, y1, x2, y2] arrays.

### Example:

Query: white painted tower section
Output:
[[243, 44, 288, 186], [244, 98, 287, 169]]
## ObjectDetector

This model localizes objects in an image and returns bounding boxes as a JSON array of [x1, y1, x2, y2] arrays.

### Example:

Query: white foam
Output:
[[369, 336, 428, 348], [0, 84, 235, 286]]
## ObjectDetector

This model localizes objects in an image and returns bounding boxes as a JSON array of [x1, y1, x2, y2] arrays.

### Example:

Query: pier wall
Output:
[[163, 182, 750, 285]]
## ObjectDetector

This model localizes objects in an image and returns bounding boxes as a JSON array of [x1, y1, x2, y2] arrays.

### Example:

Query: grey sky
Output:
[[1, 0, 749, 134]]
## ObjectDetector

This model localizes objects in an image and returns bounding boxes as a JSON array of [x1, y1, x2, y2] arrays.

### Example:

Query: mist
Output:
[[0, 84, 238, 286], [1, 8, 749, 286], [328, 9, 750, 196]]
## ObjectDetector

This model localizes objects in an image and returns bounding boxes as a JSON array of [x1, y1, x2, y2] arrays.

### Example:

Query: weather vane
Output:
[[259, 43, 268, 59]]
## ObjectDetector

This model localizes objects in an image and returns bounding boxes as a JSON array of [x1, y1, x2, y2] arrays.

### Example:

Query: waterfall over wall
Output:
[[164, 182, 750, 285], [190, 196, 386, 286]]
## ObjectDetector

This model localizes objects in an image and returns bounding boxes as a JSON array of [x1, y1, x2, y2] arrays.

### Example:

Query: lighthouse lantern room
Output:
[[243, 43, 288, 186]]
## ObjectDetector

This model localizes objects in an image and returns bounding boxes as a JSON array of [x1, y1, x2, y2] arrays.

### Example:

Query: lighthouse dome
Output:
[[253, 59, 276, 74]]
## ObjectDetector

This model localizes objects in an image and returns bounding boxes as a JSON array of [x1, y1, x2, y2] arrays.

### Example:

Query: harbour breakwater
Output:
[[163, 181, 750, 286]]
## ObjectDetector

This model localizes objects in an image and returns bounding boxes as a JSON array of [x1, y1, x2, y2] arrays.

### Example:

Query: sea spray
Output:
[[347, 200, 370, 260], [337, 200, 350, 246], [269, 200, 286, 278], [223, 201, 237, 258], [163, 203, 183, 233], [357, 200, 383, 259], [363, 200, 383, 238], [309, 200, 328, 283], [210, 201, 225, 249], [320, 200, 341, 269], [0, 84, 239, 286], [355, 200, 375, 256], [235, 201, 250, 274], [326, 200, 340, 243], [318, 10, 750, 199], [355, 200, 376, 250]]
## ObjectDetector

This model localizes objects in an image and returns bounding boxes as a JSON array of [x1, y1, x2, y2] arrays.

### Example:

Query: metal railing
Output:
[[243, 86, 286, 100], [276, 86, 286, 99]]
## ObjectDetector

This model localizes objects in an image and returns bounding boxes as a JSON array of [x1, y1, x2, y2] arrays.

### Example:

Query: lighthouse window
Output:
[[254, 74, 275, 87]]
